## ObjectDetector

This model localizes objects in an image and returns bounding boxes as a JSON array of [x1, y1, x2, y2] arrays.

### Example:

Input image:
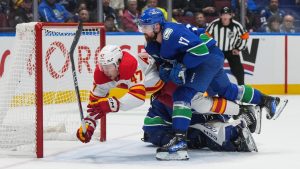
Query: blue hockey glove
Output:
[[159, 63, 172, 82], [170, 62, 186, 85]]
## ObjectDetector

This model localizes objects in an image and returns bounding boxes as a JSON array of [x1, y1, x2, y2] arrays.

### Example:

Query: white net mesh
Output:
[[0, 22, 105, 156]]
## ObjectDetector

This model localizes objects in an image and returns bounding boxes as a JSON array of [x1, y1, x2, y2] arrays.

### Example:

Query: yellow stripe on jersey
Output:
[[219, 99, 227, 114], [129, 85, 146, 101], [130, 85, 146, 91], [146, 80, 164, 94], [211, 98, 218, 112], [128, 92, 146, 101], [210, 97, 227, 114]]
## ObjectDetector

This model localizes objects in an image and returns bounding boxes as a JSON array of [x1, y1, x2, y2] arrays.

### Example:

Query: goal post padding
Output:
[[0, 22, 106, 158]]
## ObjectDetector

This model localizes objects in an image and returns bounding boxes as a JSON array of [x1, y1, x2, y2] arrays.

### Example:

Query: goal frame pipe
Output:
[[34, 22, 106, 158]]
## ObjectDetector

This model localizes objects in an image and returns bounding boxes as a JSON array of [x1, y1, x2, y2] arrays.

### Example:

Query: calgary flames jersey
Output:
[[90, 49, 163, 111]]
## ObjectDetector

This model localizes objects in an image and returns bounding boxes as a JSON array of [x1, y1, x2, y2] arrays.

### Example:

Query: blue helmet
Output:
[[139, 8, 165, 25]]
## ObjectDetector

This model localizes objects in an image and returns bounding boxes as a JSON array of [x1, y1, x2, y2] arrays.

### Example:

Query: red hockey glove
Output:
[[76, 118, 96, 143], [87, 97, 120, 120]]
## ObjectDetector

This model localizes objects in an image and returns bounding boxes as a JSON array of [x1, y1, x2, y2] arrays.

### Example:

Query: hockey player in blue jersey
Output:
[[138, 8, 288, 160], [142, 81, 259, 160]]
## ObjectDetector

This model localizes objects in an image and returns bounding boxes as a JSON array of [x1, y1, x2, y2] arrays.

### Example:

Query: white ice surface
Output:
[[0, 95, 300, 169]]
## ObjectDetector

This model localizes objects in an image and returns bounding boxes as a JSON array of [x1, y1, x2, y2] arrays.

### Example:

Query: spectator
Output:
[[102, 0, 123, 31], [280, 14, 297, 33], [59, 0, 77, 13], [188, 0, 217, 16], [137, 0, 147, 12], [73, 1, 89, 22], [194, 12, 208, 28], [78, 9, 90, 22], [122, 0, 140, 32], [142, 0, 176, 22], [260, 0, 285, 27], [9, 0, 33, 27], [232, 0, 259, 32], [104, 15, 119, 32], [38, 0, 72, 22], [259, 15, 281, 32], [110, 0, 125, 18], [232, 0, 258, 13], [172, 0, 192, 17], [0, 0, 9, 28]]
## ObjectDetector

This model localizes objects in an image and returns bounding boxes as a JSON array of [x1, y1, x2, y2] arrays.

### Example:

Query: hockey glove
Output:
[[87, 96, 120, 120], [169, 62, 186, 85], [159, 62, 172, 82], [76, 118, 96, 143]]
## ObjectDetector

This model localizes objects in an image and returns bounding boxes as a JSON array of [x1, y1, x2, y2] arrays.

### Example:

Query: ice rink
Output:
[[0, 95, 300, 169]]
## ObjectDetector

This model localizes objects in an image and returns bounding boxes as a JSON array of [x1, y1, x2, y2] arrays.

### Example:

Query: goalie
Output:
[[142, 81, 259, 161]]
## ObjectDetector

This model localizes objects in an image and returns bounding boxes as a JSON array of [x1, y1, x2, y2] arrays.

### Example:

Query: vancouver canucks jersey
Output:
[[145, 22, 217, 69]]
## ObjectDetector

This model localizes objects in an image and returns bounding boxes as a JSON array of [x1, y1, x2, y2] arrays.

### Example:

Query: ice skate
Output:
[[260, 95, 288, 120], [156, 132, 189, 161]]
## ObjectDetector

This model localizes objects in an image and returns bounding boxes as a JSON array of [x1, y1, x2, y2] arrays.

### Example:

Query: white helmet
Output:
[[98, 45, 122, 66]]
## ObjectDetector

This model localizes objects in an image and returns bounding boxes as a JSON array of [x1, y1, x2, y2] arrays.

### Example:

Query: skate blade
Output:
[[254, 106, 262, 134], [242, 127, 258, 152], [272, 99, 288, 120], [156, 151, 189, 161]]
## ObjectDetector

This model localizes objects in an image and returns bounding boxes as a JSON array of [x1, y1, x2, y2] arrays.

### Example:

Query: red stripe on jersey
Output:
[[146, 80, 164, 93], [128, 91, 146, 101], [214, 98, 223, 113], [129, 85, 146, 101]]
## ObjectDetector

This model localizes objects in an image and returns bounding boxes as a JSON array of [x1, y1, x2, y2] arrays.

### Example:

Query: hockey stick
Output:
[[69, 21, 86, 134]]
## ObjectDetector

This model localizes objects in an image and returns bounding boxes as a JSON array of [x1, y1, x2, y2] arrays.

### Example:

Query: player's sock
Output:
[[156, 132, 189, 161]]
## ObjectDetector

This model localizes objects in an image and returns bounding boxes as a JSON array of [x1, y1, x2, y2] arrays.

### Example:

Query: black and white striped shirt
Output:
[[206, 18, 249, 51]]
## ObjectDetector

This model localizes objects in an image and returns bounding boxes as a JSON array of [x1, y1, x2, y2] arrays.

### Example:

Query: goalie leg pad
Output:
[[234, 126, 258, 152], [190, 120, 241, 146]]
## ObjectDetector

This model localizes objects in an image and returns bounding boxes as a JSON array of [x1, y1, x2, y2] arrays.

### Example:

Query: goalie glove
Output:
[[76, 118, 96, 143], [87, 96, 120, 120]]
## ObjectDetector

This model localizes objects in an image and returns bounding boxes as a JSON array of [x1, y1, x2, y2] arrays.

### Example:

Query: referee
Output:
[[206, 7, 249, 85]]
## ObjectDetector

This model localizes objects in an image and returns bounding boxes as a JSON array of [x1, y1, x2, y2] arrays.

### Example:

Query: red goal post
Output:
[[0, 22, 106, 158]]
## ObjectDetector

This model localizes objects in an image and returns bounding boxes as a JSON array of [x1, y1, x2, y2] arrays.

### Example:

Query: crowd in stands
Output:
[[0, 0, 299, 33]]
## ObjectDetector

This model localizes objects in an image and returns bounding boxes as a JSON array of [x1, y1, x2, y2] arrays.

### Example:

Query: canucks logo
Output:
[[163, 28, 173, 40]]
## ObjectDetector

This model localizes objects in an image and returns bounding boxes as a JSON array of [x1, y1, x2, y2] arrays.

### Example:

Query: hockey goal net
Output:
[[0, 22, 106, 158]]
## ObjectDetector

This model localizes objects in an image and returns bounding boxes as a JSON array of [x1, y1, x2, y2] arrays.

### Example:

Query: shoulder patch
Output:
[[163, 28, 173, 40]]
